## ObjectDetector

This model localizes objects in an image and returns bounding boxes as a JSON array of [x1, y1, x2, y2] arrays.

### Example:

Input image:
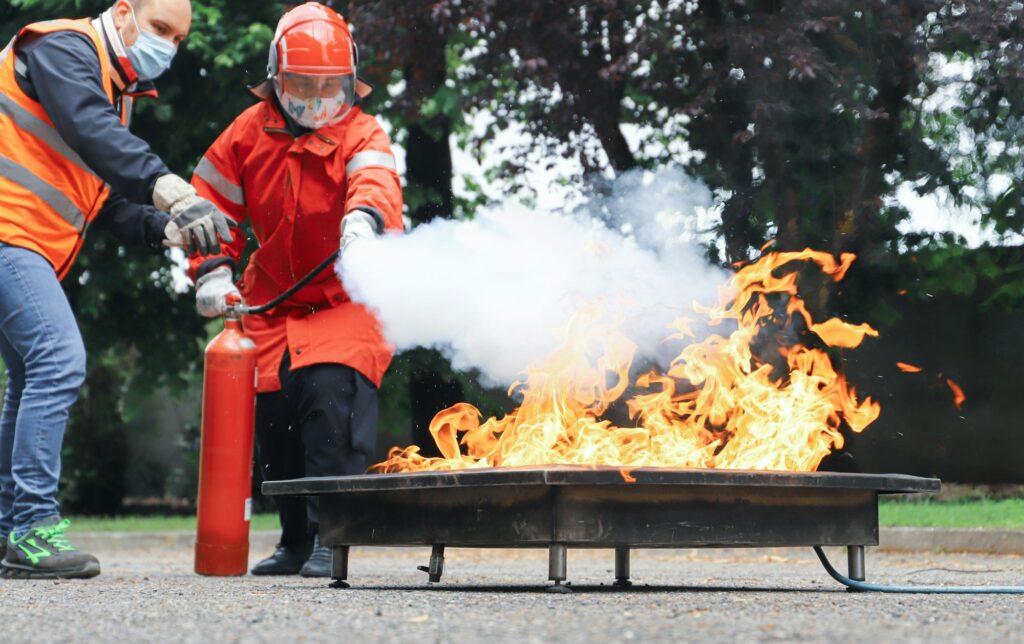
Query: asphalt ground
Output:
[[1, 545, 1022, 642]]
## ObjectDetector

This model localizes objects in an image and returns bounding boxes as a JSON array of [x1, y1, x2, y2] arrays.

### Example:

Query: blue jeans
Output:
[[0, 243, 86, 539]]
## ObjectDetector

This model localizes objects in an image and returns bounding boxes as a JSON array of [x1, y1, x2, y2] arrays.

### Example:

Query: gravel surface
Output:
[[1, 545, 1022, 642]]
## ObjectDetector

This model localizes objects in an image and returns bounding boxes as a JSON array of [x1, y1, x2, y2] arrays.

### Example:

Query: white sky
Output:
[[890, 182, 1022, 248]]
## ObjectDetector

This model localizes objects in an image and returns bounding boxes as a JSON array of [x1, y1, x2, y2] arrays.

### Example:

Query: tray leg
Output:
[[546, 544, 571, 593], [329, 545, 350, 589], [847, 545, 866, 585], [417, 545, 445, 583], [613, 548, 632, 587]]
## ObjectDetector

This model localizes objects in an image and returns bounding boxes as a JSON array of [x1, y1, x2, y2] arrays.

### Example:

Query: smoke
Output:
[[337, 167, 727, 385]]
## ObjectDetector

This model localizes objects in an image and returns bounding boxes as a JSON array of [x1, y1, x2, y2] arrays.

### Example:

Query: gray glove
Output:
[[165, 199, 236, 255], [195, 266, 241, 318], [154, 174, 236, 256]]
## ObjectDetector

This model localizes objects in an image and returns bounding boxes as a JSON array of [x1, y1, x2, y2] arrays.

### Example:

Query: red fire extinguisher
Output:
[[194, 292, 256, 576], [194, 250, 340, 576]]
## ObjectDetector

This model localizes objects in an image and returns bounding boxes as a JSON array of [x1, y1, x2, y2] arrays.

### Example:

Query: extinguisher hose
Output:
[[238, 249, 341, 315], [814, 546, 1024, 593]]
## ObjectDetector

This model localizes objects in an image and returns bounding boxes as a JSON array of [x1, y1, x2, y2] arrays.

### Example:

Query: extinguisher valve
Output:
[[224, 292, 248, 319]]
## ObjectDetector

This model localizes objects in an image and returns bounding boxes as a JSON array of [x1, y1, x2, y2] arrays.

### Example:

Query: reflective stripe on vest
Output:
[[195, 156, 245, 206], [0, 92, 98, 180], [0, 154, 85, 229], [346, 150, 396, 175]]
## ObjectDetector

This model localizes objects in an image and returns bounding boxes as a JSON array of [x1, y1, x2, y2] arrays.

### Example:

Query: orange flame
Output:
[[375, 250, 881, 474], [896, 362, 922, 373], [810, 319, 879, 348], [946, 378, 966, 410]]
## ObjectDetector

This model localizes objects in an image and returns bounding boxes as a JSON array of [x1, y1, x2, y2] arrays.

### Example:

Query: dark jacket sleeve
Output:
[[16, 31, 170, 205], [90, 191, 170, 251]]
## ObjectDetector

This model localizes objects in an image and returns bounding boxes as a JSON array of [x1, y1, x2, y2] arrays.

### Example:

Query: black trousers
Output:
[[255, 351, 379, 547]]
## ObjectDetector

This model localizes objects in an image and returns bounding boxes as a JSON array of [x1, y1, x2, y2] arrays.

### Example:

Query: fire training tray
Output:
[[262, 466, 940, 590]]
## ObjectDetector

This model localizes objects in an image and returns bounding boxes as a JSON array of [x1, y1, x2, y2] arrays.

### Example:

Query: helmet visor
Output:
[[281, 72, 354, 101]]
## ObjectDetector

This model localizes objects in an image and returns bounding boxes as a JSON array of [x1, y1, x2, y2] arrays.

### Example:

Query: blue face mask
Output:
[[125, 8, 177, 81]]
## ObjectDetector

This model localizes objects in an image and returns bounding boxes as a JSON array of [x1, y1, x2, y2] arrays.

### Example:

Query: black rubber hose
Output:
[[813, 546, 1024, 593], [238, 250, 341, 315]]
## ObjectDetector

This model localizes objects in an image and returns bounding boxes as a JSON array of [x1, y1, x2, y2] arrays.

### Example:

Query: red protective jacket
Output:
[[190, 99, 402, 392]]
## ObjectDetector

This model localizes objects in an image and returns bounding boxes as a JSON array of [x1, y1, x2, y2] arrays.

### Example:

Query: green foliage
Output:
[[903, 237, 1024, 310]]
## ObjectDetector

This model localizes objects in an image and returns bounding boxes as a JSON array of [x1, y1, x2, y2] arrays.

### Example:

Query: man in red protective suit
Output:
[[188, 2, 402, 577]]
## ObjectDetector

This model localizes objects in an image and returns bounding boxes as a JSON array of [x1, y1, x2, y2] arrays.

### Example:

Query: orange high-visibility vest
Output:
[[0, 18, 128, 279]]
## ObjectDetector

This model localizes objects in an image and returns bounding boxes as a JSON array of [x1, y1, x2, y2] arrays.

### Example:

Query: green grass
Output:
[[879, 498, 1024, 529], [64, 499, 1024, 532], [67, 513, 279, 532]]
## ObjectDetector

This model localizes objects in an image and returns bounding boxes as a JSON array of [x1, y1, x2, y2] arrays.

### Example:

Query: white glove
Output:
[[194, 266, 241, 318], [340, 210, 379, 253], [154, 174, 235, 255], [153, 174, 196, 215]]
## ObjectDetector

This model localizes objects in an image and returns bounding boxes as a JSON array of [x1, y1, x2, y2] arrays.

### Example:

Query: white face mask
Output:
[[121, 6, 177, 81], [278, 91, 348, 130]]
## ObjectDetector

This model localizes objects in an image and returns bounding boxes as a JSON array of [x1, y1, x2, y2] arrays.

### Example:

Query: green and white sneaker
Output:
[[2, 518, 100, 579]]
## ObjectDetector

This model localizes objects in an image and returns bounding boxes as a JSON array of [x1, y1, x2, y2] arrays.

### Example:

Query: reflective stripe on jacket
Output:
[[0, 18, 127, 279], [190, 99, 404, 392]]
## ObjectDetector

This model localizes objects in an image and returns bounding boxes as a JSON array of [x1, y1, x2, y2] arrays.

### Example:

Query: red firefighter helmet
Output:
[[251, 2, 372, 102]]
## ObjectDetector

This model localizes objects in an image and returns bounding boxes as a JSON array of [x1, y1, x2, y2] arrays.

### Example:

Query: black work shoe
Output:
[[250, 542, 313, 576], [299, 536, 332, 578], [2, 517, 100, 579]]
